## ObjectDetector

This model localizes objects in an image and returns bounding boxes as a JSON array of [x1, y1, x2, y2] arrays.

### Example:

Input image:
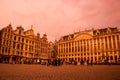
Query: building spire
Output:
[[31, 25, 33, 29]]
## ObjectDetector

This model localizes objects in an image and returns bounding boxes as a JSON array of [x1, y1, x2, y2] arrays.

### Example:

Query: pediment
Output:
[[74, 33, 93, 40]]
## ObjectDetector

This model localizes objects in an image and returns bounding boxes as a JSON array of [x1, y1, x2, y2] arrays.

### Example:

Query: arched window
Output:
[[17, 44, 20, 49]]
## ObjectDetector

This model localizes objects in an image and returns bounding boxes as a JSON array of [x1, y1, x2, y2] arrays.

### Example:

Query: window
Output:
[[6, 40, 8, 45], [17, 52, 19, 55], [25, 45, 27, 50], [72, 54, 74, 56], [21, 52, 23, 55], [21, 44, 23, 50], [32, 41, 34, 44], [10, 35, 12, 39], [22, 38, 24, 42], [94, 39, 96, 51], [17, 44, 20, 49], [69, 47, 71, 52], [14, 36, 16, 40], [66, 48, 68, 53], [3, 40, 5, 45], [91, 57, 93, 60], [95, 57, 97, 61], [84, 46, 86, 51], [117, 35, 119, 49], [109, 36, 112, 49], [112, 36, 116, 48], [98, 52, 100, 55], [95, 53, 97, 55], [69, 42, 71, 46], [98, 38, 100, 50], [99, 57, 101, 60], [115, 56, 117, 61], [5, 47, 7, 53], [66, 43, 68, 46], [110, 56, 113, 60], [2, 47, 4, 53], [81, 46, 83, 51], [84, 53, 86, 56], [81, 54, 82, 56], [7, 34, 9, 38], [18, 37, 20, 41], [25, 39, 27, 43], [30, 40, 31, 43], [8, 48, 10, 53], [13, 42, 15, 48], [87, 40, 89, 51], [25, 52, 27, 56], [4, 33, 6, 38], [72, 47, 74, 52], [78, 46, 80, 52], [8, 29, 10, 32], [87, 53, 89, 55]]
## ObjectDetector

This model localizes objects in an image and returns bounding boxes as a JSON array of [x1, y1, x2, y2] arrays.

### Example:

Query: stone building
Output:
[[57, 27, 120, 63], [0, 24, 52, 64]]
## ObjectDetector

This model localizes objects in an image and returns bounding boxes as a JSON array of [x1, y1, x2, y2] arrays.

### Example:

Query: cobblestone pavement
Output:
[[0, 64, 120, 80]]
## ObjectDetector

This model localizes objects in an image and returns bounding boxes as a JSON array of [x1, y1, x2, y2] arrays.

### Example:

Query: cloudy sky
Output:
[[0, 0, 120, 41]]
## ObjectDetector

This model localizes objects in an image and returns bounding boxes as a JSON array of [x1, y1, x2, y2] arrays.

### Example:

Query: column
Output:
[[96, 38, 98, 61], [64, 42, 67, 53], [92, 39, 95, 62], [106, 36, 110, 61], [73, 41, 75, 60], [103, 37, 106, 53], [111, 36, 114, 50], [119, 35, 120, 58], [115, 35, 118, 50], [100, 37, 102, 54], [85, 40, 87, 60], [68, 42, 69, 53], [85, 40, 87, 52], [88, 39, 91, 60], [76, 41, 78, 52], [78, 40, 80, 61], [107, 36, 110, 51], [90, 39, 92, 53], [115, 35, 119, 61], [58, 43, 60, 58], [83, 40, 85, 54]]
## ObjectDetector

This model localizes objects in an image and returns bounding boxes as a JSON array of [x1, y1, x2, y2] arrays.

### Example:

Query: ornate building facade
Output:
[[58, 27, 120, 63], [0, 24, 52, 64]]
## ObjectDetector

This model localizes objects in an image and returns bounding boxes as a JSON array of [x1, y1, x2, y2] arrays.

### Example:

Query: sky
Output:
[[0, 0, 120, 41]]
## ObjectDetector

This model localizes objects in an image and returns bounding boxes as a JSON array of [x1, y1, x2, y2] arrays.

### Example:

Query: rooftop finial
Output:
[[31, 25, 33, 29], [91, 27, 94, 30], [8, 23, 12, 26]]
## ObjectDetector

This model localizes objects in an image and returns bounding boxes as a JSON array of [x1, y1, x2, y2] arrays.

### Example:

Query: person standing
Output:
[[90, 60, 93, 66], [87, 60, 89, 65], [108, 59, 111, 65]]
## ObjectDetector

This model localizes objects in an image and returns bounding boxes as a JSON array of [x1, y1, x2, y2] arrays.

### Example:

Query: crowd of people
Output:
[[70, 59, 93, 66], [47, 58, 63, 66]]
